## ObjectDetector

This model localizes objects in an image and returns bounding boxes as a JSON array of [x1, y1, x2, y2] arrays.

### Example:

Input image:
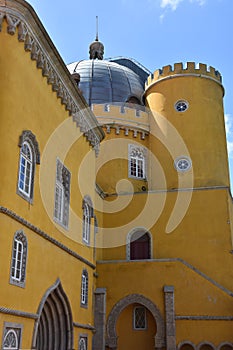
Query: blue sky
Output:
[[27, 0, 233, 187]]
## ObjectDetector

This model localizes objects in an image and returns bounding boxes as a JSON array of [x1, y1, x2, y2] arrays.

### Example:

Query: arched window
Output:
[[18, 142, 33, 197], [3, 329, 18, 349], [10, 230, 27, 288], [17, 130, 40, 202], [81, 270, 88, 307], [79, 337, 87, 350], [130, 231, 151, 260], [128, 144, 146, 179], [82, 196, 93, 245]]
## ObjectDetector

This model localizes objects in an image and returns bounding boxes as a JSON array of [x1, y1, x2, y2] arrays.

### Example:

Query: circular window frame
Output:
[[174, 100, 189, 112], [174, 156, 192, 172]]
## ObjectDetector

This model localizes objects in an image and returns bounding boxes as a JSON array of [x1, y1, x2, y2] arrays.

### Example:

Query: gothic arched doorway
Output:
[[32, 279, 73, 350]]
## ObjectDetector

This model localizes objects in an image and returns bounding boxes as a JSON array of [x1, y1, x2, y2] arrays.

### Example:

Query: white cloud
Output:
[[160, 0, 206, 11], [224, 114, 233, 158], [160, 0, 184, 10]]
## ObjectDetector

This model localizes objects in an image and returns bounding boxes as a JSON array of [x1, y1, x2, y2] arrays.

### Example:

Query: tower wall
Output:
[[144, 62, 229, 190]]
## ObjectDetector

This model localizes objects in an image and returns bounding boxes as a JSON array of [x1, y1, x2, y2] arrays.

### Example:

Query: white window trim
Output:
[[53, 158, 70, 229], [11, 239, 23, 282], [128, 144, 147, 180], [79, 336, 87, 350], [18, 141, 33, 198], [83, 203, 90, 244], [81, 270, 88, 306], [54, 181, 64, 224], [174, 156, 192, 172], [10, 231, 27, 288], [3, 329, 18, 349]]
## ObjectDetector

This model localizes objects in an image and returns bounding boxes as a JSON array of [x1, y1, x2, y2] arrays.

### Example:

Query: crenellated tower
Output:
[[144, 62, 229, 190]]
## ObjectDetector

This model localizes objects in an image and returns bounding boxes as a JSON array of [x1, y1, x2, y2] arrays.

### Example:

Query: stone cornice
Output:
[[0, 0, 105, 155]]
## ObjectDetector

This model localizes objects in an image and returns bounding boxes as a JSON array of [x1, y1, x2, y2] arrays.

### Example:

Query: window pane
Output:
[[134, 307, 146, 329]]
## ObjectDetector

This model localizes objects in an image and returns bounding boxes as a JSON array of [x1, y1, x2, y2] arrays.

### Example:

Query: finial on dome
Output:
[[89, 16, 104, 60]]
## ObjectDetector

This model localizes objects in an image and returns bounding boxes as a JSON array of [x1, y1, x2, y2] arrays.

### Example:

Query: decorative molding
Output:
[[73, 322, 95, 331], [0, 206, 96, 269], [175, 315, 233, 321], [106, 294, 165, 349], [32, 279, 73, 349], [102, 124, 148, 140], [0, 306, 38, 319], [0, 5, 104, 155]]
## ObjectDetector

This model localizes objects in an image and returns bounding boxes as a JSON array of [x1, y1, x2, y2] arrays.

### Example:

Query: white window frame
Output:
[[2, 323, 23, 350], [18, 141, 33, 198], [10, 231, 27, 288], [81, 270, 88, 306], [128, 144, 146, 180], [133, 306, 147, 330], [11, 239, 23, 282], [54, 180, 64, 224], [54, 159, 70, 228], [83, 203, 90, 244], [79, 336, 87, 350], [3, 329, 18, 349]]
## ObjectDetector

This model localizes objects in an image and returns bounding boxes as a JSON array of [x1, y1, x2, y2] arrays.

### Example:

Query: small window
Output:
[[10, 231, 27, 288], [54, 159, 71, 228], [174, 156, 192, 172], [82, 197, 93, 245], [174, 100, 189, 112], [81, 270, 88, 307], [17, 130, 40, 203], [133, 306, 146, 330], [79, 336, 87, 350], [128, 144, 146, 180], [2, 324, 22, 350]]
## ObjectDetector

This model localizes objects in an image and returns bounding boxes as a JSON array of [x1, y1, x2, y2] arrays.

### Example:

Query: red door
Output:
[[130, 233, 150, 260]]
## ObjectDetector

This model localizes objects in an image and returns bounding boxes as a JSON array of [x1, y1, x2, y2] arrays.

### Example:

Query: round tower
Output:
[[144, 62, 229, 190]]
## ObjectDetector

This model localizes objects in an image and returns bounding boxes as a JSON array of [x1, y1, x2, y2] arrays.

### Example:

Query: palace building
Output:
[[0, 1, 233, 349]]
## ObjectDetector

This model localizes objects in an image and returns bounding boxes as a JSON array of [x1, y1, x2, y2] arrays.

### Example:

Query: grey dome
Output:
[[67, 60, 144, 106]]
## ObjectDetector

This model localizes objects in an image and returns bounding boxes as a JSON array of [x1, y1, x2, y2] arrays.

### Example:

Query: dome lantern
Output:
[[89, 16, 104, 60]]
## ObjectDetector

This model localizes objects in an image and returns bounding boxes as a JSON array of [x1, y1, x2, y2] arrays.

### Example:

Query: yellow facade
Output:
[[0, 1, 233, 350]]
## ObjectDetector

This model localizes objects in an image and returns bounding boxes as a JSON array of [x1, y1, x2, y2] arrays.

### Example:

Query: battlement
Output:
[[92, 103, 150, 130], [91, 103, 150, 139], [146, 62, 222, 87]]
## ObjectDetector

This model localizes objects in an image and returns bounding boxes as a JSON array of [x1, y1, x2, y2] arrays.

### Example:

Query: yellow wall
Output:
[[96, 260, 233, 346], [0, 19, 98, 349]]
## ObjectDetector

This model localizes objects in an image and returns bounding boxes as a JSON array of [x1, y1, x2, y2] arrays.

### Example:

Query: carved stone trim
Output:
[[0, 306, 38, 319], [0, 6, 104, 154], [0, 206, 95, 269], [18, 130, 40, 164], [73, 322, 95, 331], [106, 293, 165, 349], [176, 315, 233, 320], [164, 286, 176, 350]]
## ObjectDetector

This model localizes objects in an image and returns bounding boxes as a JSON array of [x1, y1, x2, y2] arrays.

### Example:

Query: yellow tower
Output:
[[145, 62, 229, 190]]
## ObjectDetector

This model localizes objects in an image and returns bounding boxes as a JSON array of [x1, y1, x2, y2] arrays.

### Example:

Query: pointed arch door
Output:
[[32, 280, 73, 350]]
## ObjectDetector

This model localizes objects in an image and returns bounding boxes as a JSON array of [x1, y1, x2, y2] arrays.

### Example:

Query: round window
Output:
[[174, 156, 192, 172], [175, 100, 189, 112]]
